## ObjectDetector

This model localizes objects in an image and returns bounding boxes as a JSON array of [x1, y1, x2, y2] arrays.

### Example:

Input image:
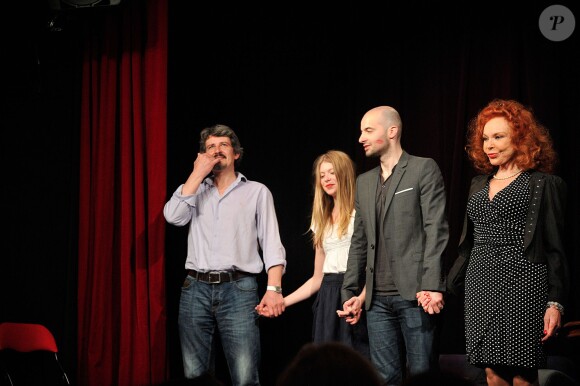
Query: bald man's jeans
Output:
[[366, 295, 437, 385]]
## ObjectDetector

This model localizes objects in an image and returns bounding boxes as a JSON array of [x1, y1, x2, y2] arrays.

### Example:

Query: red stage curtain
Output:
[[77, 1, 168, 385]]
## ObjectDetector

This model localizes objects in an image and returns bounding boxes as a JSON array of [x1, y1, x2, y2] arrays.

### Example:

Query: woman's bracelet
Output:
[[546, 301, 564, 316]]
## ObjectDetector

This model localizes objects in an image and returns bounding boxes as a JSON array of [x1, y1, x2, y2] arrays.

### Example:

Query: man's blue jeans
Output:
[[178, 275, 261, 386], [366, 295, 437, 385]]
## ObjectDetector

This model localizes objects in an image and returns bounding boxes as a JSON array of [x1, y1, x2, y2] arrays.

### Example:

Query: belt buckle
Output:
[[207, 272, 222, 284]]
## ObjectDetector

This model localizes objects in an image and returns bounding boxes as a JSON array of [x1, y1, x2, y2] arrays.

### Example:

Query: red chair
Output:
[[0, 322, 70, 385]]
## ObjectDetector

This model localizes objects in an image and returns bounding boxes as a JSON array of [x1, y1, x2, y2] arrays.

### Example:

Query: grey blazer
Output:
[[342, 151, 449, 309]]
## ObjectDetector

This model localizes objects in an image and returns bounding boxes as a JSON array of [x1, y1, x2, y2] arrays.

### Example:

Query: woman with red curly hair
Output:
[[449, 99, 570, 386]]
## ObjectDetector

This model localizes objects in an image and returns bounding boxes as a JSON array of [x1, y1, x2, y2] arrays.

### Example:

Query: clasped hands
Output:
[[336, 296, 363, 325], [254, 291, 285, 318], [255, 291, 445, 318], [416, 290, 445, 314], [337, 291, 444, 322]]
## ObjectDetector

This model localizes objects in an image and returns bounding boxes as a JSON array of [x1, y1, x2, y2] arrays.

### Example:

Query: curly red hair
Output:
[[465, 99, 557, 174]]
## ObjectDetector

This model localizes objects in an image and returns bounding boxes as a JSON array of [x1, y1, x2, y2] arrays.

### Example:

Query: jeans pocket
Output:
[[182, 276, 192, 289], [234, 276, 258, 292]]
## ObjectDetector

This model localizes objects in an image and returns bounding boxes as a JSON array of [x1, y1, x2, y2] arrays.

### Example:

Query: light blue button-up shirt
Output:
[[164, 172, 286, 274]]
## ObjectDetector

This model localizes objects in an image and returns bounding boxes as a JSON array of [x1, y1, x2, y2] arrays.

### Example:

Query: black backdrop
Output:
[[2, 2, 579, 385]]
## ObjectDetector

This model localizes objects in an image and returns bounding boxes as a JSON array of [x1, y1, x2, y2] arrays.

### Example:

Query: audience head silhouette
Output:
[[276, 342, 382, 386]]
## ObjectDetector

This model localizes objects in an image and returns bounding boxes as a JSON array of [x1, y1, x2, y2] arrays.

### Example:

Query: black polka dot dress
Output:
[[464, 172, 548, 369]]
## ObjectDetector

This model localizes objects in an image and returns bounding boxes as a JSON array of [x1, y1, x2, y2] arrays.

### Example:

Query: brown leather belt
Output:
[[187, 269, 255, 284]]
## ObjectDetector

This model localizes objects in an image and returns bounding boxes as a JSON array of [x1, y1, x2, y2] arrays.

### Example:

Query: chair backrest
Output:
[[0, 323, 58, 353], [0, 322, 70, 386]]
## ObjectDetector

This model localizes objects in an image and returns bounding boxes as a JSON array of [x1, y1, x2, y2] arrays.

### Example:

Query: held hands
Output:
[[337, 296, 363, 325], [416, 291, 445, 314], [254, 291, 285, 318]]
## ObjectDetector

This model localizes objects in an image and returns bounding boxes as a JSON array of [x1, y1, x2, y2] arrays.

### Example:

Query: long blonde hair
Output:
[[310, 150, 356, 248]]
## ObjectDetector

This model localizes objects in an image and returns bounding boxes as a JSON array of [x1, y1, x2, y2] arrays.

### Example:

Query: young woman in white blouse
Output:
[[259, 150, 369, 358]]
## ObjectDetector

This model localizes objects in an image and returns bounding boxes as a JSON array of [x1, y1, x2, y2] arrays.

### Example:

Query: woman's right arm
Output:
[[283, 245, 325, 307]]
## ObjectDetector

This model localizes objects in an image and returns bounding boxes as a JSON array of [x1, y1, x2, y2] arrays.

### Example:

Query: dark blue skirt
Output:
[[312, 273, 370, 359]]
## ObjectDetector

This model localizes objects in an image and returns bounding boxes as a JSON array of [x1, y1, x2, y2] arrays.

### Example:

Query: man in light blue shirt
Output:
[[164, 124, 286, 385]]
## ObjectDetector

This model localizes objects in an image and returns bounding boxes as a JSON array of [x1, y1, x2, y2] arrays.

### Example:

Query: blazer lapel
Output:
[[381, 152, 409, 222], [365, 167, 381, 237]]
